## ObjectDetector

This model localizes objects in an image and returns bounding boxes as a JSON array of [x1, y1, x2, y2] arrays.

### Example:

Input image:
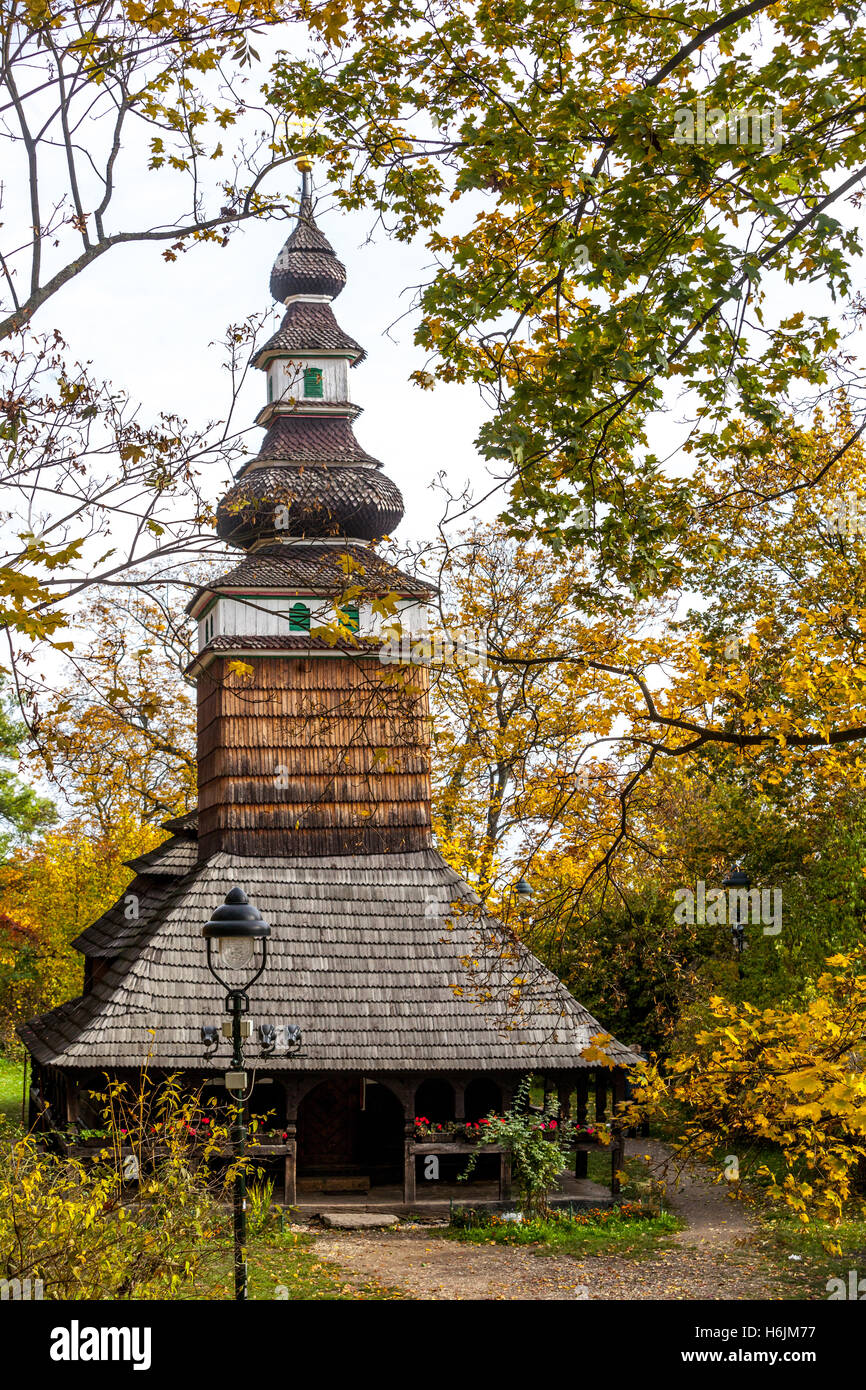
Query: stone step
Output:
[[318, 1211, 400, 1229]]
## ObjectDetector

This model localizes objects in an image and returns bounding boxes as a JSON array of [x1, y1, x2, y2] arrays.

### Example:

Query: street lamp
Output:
[[721, 864, 750, 975], [515, 878, 534, 910], [203, 886, 270, 1302]]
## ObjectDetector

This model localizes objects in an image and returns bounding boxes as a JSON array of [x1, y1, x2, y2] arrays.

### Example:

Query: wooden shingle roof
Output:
[[253, 301, 364, 366], [186, 543, 435, 612], [21, 849, 638, 1073], [216, 464, 404, 547], [269, 190, 347, 302], [253, 416, 381, 467]]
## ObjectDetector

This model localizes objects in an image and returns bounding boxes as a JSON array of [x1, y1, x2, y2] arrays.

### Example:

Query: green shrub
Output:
[[459, 1076, 567, 1217]]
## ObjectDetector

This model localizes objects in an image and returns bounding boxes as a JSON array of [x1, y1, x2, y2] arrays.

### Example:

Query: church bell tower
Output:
[[187, 164, 434, 859]]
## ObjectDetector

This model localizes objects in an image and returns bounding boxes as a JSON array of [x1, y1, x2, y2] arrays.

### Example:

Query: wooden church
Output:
[[20, 167, 637, 1210]]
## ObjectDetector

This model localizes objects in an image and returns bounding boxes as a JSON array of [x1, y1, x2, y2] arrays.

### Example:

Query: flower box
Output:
[[413, 1117, 455, 1143], [570, 1127, 601, 1145], [460, 1121, 495, 1143]]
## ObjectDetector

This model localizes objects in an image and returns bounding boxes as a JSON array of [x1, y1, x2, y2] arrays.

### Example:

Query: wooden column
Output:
[[557, 1081, 572, 1125], [594, 1070, 607, 1122], [284, 1128, 297, 1206], [282, 1079, 299, 1206], [403, 1127, 416, 1206], [575, 1072, 589, 1179], [65, 1074, 79, 1126], [557, 1080, 572, 1195], [611, 1069, 627, 1197], [499, 1148, 512, 1203]]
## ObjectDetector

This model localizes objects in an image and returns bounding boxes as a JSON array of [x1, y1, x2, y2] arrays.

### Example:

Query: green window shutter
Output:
[[303, 367, 324, 398], [289, 602, 311, 633], [341, 605, 360, 633]]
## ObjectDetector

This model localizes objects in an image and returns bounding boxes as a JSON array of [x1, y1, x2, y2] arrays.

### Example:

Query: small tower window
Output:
[[268, 374, 274, 403], [289, 602, 311, 633], [303, 367, 324, 398]]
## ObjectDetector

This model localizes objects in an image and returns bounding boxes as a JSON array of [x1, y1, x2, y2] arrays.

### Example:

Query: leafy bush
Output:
[[622, 949, 866, 1227], [248, 1176, 278, 1237], [0, 1074, 233, 1299], [458, 1076, 566, 1217]]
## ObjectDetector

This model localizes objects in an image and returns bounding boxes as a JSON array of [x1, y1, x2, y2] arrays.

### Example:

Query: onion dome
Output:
[[216, 465, 404, 546], [269, 179, 347, 303], [256, 416, 381, 466]]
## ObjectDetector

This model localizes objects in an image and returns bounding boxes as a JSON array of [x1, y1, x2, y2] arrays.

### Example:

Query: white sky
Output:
[[3, 32, 864, 831]]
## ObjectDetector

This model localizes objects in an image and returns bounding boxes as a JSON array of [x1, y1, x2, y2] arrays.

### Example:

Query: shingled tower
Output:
[[188, 163, 434, 860], [21, 171, 637, 1211]]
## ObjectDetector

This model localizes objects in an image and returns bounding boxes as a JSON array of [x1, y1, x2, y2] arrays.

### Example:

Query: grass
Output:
[[444, 1203, 683, 1259], [749, 1212, 866, 1300], [0, 1050, 25, 1131], [180, 1224, 405, 1300]]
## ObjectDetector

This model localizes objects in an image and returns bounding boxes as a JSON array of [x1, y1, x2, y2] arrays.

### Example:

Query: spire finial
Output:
[[296, 154, 313, 203]]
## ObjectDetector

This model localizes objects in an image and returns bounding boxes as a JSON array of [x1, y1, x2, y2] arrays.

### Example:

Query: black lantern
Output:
[[721, 865, 751, 963], [515, 878, 534, 908], [203, 885, 270, 986]]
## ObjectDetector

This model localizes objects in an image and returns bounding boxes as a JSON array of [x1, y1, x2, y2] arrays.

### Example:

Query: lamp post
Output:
[[203, 886, 270, 1302], [721, 865, 750, 978]]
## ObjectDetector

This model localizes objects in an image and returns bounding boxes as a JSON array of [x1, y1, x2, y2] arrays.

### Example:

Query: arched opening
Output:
[[359, 1081, 404, 1184], [296, 1077, 403, 1189], [465, 1078, 502, 1121], [414, 1078, 455, 1124], [289, 601, 311, 633], [297, 1078, 362, 1178]]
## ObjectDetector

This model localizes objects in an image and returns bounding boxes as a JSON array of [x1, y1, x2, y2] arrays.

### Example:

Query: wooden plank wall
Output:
[[197, 655, 433, 857]]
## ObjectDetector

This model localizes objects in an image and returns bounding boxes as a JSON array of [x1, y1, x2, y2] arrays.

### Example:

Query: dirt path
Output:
[[310, 1141, 810, 1301], [632, 1137, 756, 1250]]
